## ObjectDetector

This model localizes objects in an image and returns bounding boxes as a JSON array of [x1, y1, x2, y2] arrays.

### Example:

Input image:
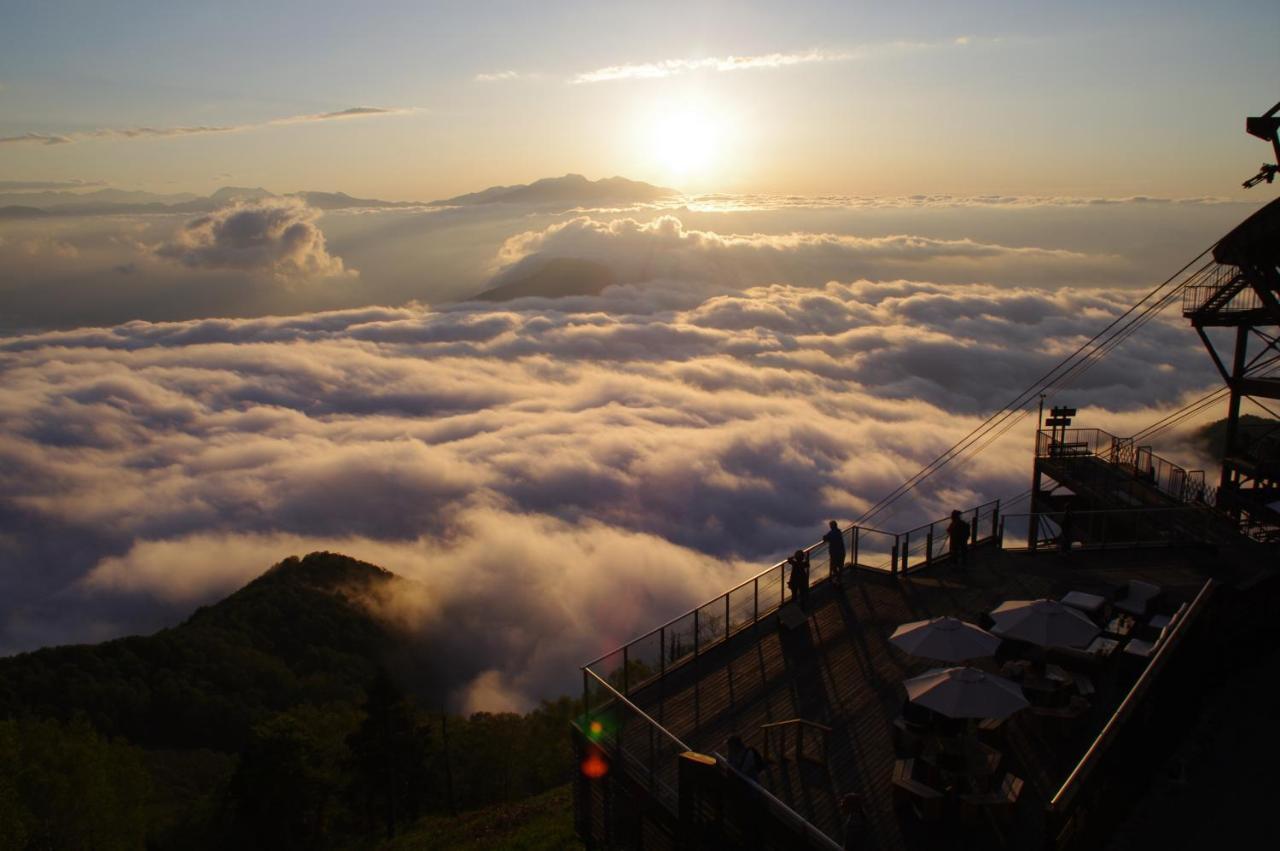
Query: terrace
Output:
[[575, 516, 1241, 850]]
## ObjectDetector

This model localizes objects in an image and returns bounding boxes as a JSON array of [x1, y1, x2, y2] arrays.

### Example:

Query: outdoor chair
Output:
[[959, 772, 1023, 828], [1114, 580, 1162, 617], [1122, 627, 1168, 660], [893, 717, 925, 756], [892, 759, 945, 822]]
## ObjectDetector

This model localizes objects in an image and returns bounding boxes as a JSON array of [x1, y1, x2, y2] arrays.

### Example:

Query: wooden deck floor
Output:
[[624, 544, 1214, 850]]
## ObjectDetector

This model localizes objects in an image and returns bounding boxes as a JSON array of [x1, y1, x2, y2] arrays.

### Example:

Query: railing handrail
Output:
[[583, 499, 1000, 670], [583, 666, 692, 753], [715, 751, 845, 851], [759, 718, 833, 733], [585, 666, 843, 850]]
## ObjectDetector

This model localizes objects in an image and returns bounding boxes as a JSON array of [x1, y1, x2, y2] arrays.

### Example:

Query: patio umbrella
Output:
[[890, 616, 1002, 662], [904, 667, 1029, 720], [990, 598, 1099, 648]]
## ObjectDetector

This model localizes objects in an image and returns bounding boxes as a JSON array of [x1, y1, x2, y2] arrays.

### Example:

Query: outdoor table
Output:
[[1105, 614, 1137, 637], [1087, 636, 1121, 657], [1061, 590, 1107, 619]]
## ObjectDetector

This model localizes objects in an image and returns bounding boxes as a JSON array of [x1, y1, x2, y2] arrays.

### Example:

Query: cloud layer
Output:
[[0, 278, 1219, 708], [494, 214, 1133, 289]]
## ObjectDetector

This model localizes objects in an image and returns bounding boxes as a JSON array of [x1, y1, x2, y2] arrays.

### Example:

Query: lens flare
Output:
[[581, 749, 610, 779]]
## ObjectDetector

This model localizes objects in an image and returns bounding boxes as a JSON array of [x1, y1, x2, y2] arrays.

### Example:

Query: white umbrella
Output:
[[890, 616, 1001, 662], [990, 598, 1099, 648], [904, 667, 1029, 720]]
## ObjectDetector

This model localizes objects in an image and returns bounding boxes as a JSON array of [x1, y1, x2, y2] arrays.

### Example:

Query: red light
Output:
[[581, 751, 609, 779]]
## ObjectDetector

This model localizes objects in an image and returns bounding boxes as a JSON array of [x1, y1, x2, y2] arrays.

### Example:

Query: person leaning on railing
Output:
[[824, 520, 846, 585], [786, 550, 810, 611]]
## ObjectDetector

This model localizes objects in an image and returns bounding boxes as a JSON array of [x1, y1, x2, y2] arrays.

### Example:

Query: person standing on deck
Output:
[[786, 549, 810, 611], [823, 520, 847, 584], [947, 510, 971, 569]]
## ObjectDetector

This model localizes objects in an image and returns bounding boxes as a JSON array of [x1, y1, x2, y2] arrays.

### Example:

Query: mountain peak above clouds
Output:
[[432, 173, 679, 207]]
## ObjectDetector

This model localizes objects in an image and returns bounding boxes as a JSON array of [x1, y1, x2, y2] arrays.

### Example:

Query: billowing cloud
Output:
[[0, 279, 1221, 707], [493, 214, 1132, 289], [0, 106, 415, 146], [154, 198, 352, 279]]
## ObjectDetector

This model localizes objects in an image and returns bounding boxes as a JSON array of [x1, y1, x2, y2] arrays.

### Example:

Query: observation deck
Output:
[[573, 494, 1276, 850]]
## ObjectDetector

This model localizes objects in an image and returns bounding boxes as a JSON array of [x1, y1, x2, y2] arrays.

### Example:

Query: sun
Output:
[[648, 108, 721, 179]]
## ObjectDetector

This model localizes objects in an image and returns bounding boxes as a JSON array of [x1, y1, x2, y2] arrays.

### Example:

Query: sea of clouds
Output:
[[0, 194, 1244, 710]]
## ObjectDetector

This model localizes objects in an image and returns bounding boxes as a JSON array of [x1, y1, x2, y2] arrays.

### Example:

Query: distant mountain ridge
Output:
[[432, 173, 677, 207], [0, 174, 678, 218]]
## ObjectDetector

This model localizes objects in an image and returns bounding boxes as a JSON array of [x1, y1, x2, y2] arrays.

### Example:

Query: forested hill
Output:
[[0, 551, 581, 850], [0, 552, 406, 751]]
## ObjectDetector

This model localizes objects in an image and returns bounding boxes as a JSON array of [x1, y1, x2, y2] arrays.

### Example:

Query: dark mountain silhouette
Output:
[[431, 173, 677, 207], [295, 190, 421, 209], [208, 185, 274, 204], [0, 550, 582, 849], [0, 551, 407, 752], [0, 205, 52, 219], [476, 256, 618, 301], [1194, 414, 1279, 459]]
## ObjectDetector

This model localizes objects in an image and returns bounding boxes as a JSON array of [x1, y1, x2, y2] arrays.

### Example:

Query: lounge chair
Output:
[[1115, 580, 1162, 617]]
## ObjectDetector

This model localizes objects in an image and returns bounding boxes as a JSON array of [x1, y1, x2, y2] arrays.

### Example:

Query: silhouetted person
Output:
[[947, 510, 970, 569], [841, 793, 867, 849], [787, 549, 810, 610], [727, 735, 765, 784], [823, 520, 846, 584]]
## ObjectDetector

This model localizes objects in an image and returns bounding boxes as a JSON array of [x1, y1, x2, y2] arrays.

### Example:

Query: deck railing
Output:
[[1037, 428, 1216, 507], [577, 498, 998, 847], [580, 667, 844, 850], [583, 499, 1000, 698], [999, 506, 1219, 552]]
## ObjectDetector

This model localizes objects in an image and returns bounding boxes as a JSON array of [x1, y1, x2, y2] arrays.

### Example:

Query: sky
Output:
[[1, 1, 1277, 710], [1, 0, 1276, 198]]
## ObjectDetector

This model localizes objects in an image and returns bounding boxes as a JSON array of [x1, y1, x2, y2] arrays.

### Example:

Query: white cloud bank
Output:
[[0, 276, 1219, 708]]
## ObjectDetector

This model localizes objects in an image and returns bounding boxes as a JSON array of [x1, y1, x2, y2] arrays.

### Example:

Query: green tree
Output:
[[0, 717, 150, 850], [347, 670, 434, 839]]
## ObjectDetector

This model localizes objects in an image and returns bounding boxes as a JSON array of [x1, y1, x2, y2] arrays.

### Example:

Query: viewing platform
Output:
[[574, 502, 1278, 850]]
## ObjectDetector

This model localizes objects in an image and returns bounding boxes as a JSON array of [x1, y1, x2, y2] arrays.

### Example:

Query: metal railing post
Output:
[[903, 531, 910, 571], [891, 535, 899, 575], [753, 577, 759, 623], [725, 594, 730, 640], [992, 500, 1000, 541], [623, 646, 629, 695], [852, 526, 859, 568], [925, 530, 933, 565]]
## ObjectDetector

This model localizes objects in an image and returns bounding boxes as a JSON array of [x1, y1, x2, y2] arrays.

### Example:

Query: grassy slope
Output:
[[376, 784, 582, 851]]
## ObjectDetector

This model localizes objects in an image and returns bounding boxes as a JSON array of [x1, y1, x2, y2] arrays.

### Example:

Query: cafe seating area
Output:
[[887, 575, 1190, 840]]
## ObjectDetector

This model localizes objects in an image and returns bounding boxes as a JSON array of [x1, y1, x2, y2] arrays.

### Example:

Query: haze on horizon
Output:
[[1, 0, 1278, 710], [1, 0, 1276, 200]]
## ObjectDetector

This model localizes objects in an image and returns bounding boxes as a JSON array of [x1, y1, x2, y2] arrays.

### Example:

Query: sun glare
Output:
[[648, 108, 721, 179]]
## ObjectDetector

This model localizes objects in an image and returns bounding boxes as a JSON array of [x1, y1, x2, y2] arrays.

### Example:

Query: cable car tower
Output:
[[1181, 100, 1280, 540]]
